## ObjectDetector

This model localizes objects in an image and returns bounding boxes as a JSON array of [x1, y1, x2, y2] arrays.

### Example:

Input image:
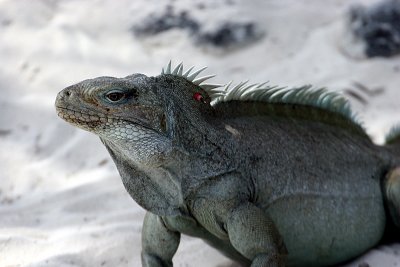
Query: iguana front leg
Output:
[[141, 212, 180, 267], [226, 202, 288, 267], [191, 174, 288, 266]]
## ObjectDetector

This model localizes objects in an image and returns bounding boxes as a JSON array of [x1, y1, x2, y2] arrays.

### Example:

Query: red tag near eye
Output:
[[193, 92, 204, 102]]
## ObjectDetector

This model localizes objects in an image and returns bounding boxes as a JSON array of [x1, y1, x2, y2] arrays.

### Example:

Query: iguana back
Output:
[[210, 101, 390, 266]]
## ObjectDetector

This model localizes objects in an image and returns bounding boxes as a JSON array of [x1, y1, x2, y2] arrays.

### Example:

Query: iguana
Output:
[[55, 61, 400, 267]]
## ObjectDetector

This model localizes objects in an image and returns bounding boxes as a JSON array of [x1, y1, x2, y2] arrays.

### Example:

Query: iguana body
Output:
[[55, 62, 400, 267]]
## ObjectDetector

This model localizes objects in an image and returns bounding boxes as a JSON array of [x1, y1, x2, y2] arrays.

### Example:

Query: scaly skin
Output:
[[56, 70, 400, 267]]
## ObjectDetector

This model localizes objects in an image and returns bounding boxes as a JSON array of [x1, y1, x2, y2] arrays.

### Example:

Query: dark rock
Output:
[[350, 0, 400, 58], [131, 5, 264, 50], [132, 6, 200, 37], [196, 21, 264, 49]]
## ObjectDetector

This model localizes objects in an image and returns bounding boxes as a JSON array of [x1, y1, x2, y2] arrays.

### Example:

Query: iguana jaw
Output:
[[55, 105, 105, 131], [55, 103, 163, 140]]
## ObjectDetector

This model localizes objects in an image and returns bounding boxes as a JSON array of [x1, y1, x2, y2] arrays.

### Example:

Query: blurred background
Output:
[[1, 0, 400, 266]]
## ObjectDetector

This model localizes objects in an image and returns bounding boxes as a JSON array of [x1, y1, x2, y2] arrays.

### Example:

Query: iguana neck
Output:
[[155, 102, 238, 196], [101, 112, 236, 212], [101, 104, 236, 194]]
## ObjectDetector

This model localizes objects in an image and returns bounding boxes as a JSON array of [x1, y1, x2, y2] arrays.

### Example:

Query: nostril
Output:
[[65, 90, 71, 97]]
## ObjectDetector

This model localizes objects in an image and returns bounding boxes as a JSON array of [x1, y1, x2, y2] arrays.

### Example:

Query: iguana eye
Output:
[[105, 90, 126, 102]]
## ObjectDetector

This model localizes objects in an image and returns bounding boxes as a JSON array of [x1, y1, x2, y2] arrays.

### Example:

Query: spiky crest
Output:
[[161, 61, 225, 99], [160, 60, 360, 126]]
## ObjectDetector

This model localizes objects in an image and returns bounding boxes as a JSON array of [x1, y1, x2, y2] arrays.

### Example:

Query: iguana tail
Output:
[[383, 125, 400, 228]]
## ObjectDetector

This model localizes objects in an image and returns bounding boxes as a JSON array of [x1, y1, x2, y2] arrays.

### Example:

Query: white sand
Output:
[[0, 0, 399, 266]]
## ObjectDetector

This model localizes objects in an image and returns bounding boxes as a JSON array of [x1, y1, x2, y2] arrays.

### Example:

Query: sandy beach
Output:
[[1, 0, 400, 266]]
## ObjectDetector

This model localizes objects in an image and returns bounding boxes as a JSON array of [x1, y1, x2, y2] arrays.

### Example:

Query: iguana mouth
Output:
[[56, 105, 105, 128]]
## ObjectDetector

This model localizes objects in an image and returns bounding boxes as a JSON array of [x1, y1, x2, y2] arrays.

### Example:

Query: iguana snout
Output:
[[56, 85, 106, 131]]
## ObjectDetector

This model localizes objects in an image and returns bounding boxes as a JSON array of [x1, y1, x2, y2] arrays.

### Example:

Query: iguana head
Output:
[[56, 74, 166, 140], [55, 63, 224, 165]]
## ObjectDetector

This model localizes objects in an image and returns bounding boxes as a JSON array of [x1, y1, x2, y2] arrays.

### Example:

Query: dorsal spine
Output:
[[160, 61, 361, 127]]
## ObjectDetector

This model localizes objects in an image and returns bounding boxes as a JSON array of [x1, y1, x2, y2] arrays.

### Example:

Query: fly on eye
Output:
[[105, 90, 127, 103]]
